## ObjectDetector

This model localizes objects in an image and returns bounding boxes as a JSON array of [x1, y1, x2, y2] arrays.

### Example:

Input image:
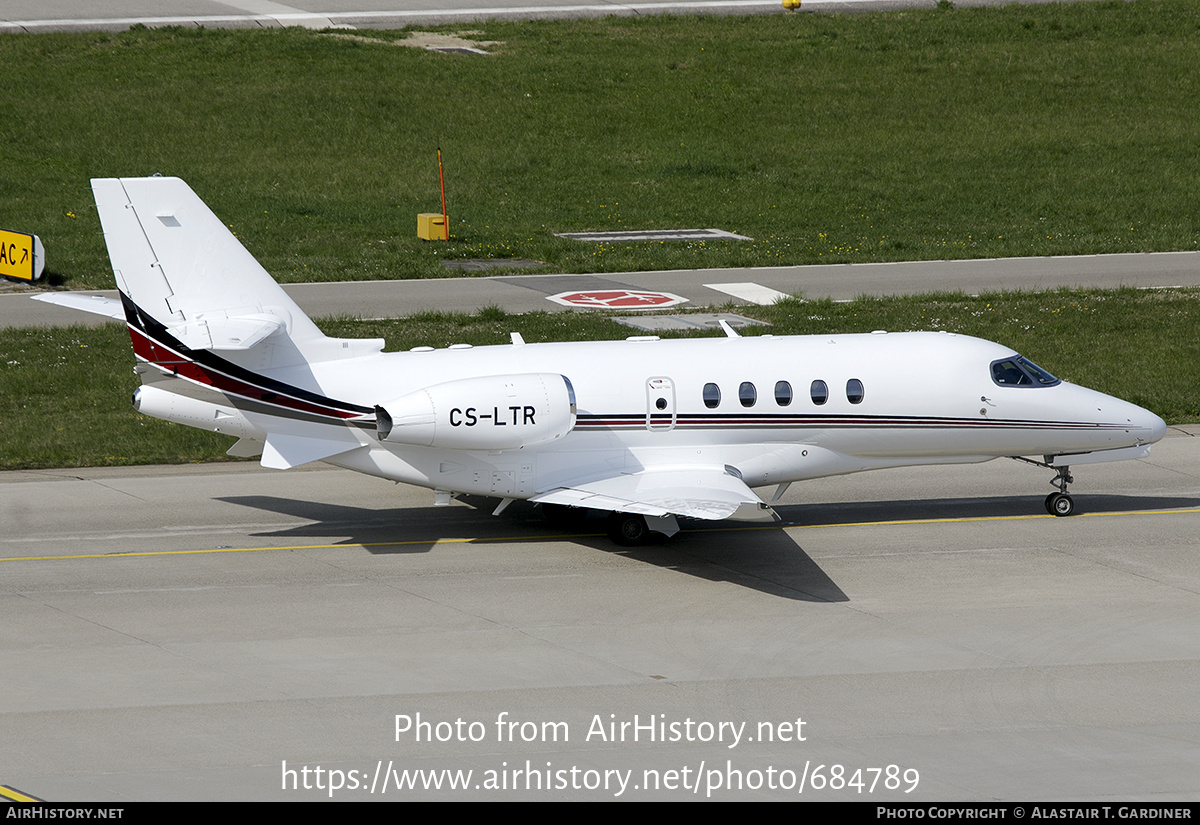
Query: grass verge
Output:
[[3, 0, 1199, 289]]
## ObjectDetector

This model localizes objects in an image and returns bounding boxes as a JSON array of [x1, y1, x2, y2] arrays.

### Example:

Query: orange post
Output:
[[437, 148, 448, 241]]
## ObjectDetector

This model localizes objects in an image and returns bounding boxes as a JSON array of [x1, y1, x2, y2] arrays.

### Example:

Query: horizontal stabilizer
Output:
[[167, 313, 284, 351], [261, 432, 364, 470], [31, 293, 125, 320], [533, 467, 777, 522], [32, 292, 284, 352]]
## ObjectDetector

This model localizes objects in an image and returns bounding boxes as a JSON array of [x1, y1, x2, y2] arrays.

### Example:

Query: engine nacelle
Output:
[[376, 373, 576, 451]]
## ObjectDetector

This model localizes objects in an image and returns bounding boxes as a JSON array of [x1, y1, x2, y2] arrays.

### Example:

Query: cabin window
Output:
[[991, 356, 1061, 387], [810, 380, 828, 406], [847, 378, 864, 404], [774, 380, 793, 406], [703, 383, 721, 409], [739, 382, 757, 407]]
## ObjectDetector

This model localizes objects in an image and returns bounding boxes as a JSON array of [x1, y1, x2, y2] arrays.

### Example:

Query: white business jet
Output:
[[36, 177, 1166, 544]]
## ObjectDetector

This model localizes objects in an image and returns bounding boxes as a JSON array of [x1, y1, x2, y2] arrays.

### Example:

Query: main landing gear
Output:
[[541, 505, 675, 546], [1013, 457, 1075, 517], [607, 512, 650, 546], [605, 512, 679, 546]]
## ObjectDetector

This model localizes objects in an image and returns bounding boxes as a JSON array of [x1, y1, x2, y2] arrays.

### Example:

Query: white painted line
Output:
[[704, 282, 790, 305], [0, 2, 780, 33], [0, 13, 340, 31], [221, 0, 318, 13], [556, 228, 753, 242]]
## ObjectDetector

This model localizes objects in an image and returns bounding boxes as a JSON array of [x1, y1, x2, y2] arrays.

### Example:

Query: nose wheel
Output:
[[1045, 491, 1074, 516], [1043, 464, 1075, 517], [1012, 457, 1077, 517], [1046, 465, 1075, 516]]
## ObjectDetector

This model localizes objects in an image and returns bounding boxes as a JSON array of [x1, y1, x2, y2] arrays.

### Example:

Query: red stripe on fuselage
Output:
[[128, 326, 365, 421]]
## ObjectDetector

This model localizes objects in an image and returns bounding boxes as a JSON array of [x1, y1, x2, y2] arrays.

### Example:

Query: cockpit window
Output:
[[991, 356, 1061, 388], [1018, 357, 1060, 385]]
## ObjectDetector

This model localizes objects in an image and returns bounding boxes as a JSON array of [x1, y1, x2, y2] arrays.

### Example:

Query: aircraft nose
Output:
[[1125, 399, 1167, 445], [1145, 409, 1167, 444]]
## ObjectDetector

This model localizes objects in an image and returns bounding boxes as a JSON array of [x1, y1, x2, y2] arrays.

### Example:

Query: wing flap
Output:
[[532, 467, 777, 522]]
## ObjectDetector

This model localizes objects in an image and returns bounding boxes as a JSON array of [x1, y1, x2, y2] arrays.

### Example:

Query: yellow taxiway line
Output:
[[2, 507, 1197, 564], [0, 785, 42, 802]]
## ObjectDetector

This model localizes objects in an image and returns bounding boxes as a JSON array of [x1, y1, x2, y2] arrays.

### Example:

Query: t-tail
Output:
[[37, 177, 385, 469]]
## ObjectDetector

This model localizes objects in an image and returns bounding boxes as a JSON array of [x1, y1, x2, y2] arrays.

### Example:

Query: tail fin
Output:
[[88, 177, 381, 469], [92, 176, 381, 367]]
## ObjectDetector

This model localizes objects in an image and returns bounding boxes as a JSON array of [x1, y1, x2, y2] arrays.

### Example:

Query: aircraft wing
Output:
[[531, 466, 778, 522]]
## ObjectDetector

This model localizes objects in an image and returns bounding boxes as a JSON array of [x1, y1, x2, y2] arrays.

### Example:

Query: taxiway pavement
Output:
[[3, 427, 1199, 800], [7, 250, 1200, 328]]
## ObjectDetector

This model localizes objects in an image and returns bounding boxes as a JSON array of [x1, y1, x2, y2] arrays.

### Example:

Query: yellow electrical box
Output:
[[418, 213, 447, 241]]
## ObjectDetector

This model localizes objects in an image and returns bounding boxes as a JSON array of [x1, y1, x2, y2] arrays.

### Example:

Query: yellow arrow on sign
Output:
[[0, 228, 44, 281]]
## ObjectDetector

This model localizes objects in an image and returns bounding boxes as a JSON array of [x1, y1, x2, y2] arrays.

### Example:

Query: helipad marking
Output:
[[556, 228, 752, 242], [704, 282, 790, 305], [547, 289, 688, 309]]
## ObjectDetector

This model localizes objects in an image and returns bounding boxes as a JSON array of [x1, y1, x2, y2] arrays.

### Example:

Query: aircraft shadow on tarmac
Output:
[[771, 492, 1200, 526], [214, 490, 1196, 603], [215, 494, 848, 603]]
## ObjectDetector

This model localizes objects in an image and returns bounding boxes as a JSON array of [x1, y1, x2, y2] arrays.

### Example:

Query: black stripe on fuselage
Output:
[[573, 413, 1130, 431], [122, 293, 374, 420]]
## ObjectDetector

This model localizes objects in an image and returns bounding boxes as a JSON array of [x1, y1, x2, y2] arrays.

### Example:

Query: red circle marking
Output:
[[551, 290, 685, 308]]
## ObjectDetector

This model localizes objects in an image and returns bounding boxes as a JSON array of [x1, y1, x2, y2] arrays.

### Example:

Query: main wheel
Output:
[[1048, 492, 1075, 517], [607, 512, 650, 546]]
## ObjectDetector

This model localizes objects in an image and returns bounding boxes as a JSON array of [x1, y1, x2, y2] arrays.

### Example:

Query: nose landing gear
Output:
[[1013, 457, 1076, 517], [1045, 491, 1074, 516], [1044, 465, 1074, 516]]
